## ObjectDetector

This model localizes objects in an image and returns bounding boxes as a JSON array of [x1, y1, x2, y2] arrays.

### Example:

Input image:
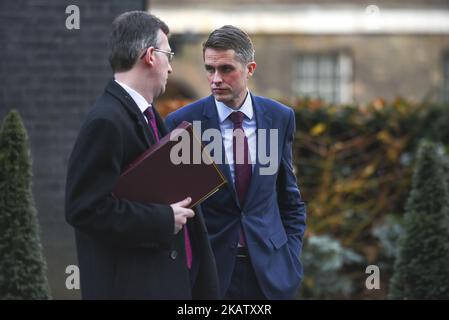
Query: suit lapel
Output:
[[105, 79, 155, 147], [201, 96, 239, 206], [153, 104, 169, 137], [243, 95, 272, 210]]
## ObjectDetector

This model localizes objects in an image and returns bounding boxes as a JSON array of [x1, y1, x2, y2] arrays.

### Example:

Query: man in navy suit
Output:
[[165, 25, 307, 299]]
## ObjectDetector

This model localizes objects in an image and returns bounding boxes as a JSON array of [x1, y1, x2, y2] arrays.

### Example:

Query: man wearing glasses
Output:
[[65, 11, 219, 299]]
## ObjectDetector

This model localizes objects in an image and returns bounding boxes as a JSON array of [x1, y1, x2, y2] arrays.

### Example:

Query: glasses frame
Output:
[[140, 47, 174, 62]]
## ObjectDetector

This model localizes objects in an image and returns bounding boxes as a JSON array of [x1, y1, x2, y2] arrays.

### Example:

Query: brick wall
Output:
[[0, 0, 144, 299]]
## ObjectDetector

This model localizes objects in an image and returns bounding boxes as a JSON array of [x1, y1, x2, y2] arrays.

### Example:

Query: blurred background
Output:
[[1, 0, 449, 299]]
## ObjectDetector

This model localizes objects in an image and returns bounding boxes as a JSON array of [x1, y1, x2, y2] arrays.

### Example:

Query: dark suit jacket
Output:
[[165, 94, 307, 299], [65, 80, 219, 299]]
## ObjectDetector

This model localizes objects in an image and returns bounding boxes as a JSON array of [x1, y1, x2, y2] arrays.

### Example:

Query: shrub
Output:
[[0, 110, 51, 299], [388, 140, 449, 299]]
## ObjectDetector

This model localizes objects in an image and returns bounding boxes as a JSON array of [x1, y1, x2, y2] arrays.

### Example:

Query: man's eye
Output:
[[221, 66, 232, 73], [205, 67, 214, 73]]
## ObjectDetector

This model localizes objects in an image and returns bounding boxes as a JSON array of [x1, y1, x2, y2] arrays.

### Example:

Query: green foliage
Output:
[[293, 100, 449, 247], [0, 110, 51, 299], [388, 140, 449, 299], [372, 215, 405, 261], [300, 235, 364, 299], [289, 98, 449, 298]]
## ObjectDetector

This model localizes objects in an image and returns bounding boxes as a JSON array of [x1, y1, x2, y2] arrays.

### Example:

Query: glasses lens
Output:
[[155, 49, 173, 62]]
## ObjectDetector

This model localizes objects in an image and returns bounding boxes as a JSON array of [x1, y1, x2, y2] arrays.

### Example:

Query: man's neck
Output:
[[115, 71, 154, 103], [229, 89, 249, 110]]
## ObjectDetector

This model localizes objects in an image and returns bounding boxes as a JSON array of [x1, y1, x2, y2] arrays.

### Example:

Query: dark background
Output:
[[0, 0, 145, 299]]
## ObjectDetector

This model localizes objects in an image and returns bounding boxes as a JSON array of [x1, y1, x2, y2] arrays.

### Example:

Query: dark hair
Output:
[[108, 11, 169, 72], [203, 25, 255, 64]]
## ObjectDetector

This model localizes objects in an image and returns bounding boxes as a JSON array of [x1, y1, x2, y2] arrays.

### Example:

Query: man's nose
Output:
[[168, 62, 173, 74], [212, 71, 222, 83]]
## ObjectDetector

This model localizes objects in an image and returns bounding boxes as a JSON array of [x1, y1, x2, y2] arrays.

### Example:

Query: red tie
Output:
[[230, 111, 251, 247], [144, 107, 192, 269]]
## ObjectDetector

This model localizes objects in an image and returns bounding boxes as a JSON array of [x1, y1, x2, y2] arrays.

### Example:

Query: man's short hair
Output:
[[203, 25, 255, 64], [109, 11, 169, 72]]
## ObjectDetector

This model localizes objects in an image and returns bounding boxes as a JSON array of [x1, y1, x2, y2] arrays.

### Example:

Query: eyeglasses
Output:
[[140, 47, 174, 62]]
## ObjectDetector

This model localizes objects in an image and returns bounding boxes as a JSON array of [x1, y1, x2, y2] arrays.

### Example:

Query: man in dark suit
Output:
[[165, 25, 307, 300], [65, 11, 219, 299]]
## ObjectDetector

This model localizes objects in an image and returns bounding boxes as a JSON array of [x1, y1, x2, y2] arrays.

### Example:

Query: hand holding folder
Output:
[[171, 197, 195, 234]]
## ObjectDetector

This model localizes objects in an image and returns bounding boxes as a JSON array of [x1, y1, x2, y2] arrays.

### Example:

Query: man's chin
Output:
[[212, 93, 229, 102]]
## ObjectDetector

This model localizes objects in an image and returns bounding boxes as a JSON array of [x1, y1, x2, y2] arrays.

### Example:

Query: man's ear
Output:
[[143, 47, 156, 66], [247, 61, 257, 77]]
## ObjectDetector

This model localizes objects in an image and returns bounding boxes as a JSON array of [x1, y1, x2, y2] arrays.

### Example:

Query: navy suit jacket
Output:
[[165, 94, 307, 299]]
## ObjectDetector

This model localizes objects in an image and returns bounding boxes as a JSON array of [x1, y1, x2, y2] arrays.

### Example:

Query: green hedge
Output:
[[291, 98, 449, 298]]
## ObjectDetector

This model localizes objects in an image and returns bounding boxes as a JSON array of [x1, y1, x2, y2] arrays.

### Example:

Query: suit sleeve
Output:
[[276, 108, 307, 258], [164, 113, 177, 131], [65, 118, 174, 249]]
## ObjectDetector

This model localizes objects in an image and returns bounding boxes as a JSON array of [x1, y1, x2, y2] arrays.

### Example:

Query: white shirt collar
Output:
[[115, 79, 152, 113], [215, 90, 253, 123]]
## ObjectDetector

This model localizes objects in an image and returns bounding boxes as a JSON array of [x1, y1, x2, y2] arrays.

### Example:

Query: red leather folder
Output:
[[113, 121, 227, 208]]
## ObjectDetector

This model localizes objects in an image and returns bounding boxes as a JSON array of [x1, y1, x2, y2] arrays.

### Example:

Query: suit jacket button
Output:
[[170, 250, 178, 260]]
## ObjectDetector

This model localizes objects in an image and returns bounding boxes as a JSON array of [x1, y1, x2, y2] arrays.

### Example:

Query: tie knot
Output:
[[144, 106, 155, 120], [229, 111, 245, 127]]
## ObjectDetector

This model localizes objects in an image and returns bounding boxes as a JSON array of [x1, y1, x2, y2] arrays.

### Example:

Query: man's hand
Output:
[[170, 197, 195, 234]]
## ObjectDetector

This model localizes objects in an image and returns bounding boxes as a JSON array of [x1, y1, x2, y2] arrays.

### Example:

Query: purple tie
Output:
[[144, 106, 192, 269], [184, 225, 192, 269], [230, 111, 251, 247], [143, 107, 159, 142]]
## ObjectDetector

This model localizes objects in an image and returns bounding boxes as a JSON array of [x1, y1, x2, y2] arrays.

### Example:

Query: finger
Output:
[[172, 197, 192, 208], [184, 209, 195, 218]]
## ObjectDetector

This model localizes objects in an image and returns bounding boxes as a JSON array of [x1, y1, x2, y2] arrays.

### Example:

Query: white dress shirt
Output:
[[115, 79, 153, 124]]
